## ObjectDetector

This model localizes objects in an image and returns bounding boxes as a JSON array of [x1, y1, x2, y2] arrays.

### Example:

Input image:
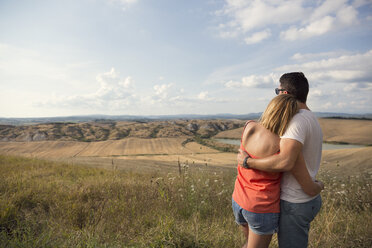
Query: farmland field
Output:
[[0, 138, 220, 158], [0, 118, 371, 247], [214, 118, 372, 145]]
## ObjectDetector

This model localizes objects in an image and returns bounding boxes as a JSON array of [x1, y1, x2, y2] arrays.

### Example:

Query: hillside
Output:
[[0, 120, 244, 142]]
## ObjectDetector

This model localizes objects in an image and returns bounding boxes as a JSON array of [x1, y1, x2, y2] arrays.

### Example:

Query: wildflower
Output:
[[154, 177, 163, 184], [191, 185, 195, 192], [217, 190, 225, 196]]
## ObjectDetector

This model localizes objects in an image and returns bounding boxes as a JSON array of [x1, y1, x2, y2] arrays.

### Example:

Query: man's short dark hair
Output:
[[279, 72, 309, 103]]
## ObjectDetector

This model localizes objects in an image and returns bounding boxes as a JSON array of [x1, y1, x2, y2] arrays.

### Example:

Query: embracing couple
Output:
[[232, 72, 324, 248]]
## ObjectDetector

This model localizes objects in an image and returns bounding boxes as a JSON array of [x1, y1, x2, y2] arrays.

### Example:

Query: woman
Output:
[[232, 94, 323, 248]]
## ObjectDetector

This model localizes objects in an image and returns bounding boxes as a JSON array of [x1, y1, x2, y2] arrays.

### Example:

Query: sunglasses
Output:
[[275, 88, 288, 95]]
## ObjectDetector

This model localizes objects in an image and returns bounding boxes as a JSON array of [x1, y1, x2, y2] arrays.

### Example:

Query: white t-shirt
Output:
[[280, 109, 323, 203]]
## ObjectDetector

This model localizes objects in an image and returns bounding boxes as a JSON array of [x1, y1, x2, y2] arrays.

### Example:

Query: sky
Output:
[[0, 0, 372, 117]]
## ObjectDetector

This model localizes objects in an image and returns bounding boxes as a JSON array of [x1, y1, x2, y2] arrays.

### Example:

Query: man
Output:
[[237, 72, 323, 248]]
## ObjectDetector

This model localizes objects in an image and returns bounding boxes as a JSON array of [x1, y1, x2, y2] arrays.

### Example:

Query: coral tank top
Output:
[[232, 121, 282, 213]]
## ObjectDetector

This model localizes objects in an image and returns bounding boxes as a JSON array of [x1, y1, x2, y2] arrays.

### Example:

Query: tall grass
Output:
[[0, 155, 371, 247]]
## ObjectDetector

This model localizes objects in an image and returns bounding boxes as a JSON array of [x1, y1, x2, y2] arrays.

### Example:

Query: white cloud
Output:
[[119, 0, 138, 4], [94, 68, 134, 100], [344, 82, 372, 91], [197, 91, 209, 100], [337, 5, 358, 25], [153, 83, 173, 102], [309, 89, 324, 97], [291, 51, 352, 61], [224, 73, 277, 89], [276, 50, 372, 85], [280, 16, 335, 40], [244, 29, 271, 44], [119, 76, 134, 88], [35, 67, 230, 114], [220, 49, 372, 113], [217, 0, 366, 43], [281, 3, 358, 40], [193, 91, 230, 103], [109, 0, 138, 10], [308, 0, 348, 22], [221, 0, 305, 32], [352, 0, 372, 8], [37, 68, 136, 110]]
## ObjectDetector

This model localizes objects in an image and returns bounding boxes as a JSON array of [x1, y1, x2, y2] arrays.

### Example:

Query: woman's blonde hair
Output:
[[259, 94, 299, 136]]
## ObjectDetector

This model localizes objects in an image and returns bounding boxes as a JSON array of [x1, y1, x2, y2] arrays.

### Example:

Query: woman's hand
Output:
[[291, 154, 324, 197], [315, 180, 325, 191]]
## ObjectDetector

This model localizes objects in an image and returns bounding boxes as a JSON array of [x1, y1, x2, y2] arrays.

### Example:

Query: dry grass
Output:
[[0, 155, 238, 247], [0, 155, 371, 247]]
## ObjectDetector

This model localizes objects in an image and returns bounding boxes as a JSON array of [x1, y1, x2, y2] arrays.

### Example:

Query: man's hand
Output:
[[237, 149, 249, 168]]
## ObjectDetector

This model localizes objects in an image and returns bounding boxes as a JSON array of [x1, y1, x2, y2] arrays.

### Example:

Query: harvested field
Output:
[[56, 147, 372, 175], [320, 147, 372, 176], [0, 118, 371, 172], [214, 118, 372, 145], [319, 118, 372, 145], [114, 152, 236, 167], [213, 127, 243, 139], [0, 138, 220, 159]]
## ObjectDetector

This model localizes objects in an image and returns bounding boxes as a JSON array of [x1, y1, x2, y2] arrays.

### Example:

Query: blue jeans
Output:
[[278, 195, 322, 248]]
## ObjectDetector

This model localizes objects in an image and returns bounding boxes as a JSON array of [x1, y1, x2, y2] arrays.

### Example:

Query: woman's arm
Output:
[[291, 153, 324, 196]]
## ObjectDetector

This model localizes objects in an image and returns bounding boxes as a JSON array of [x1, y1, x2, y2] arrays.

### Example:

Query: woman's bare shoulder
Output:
[[243, 121, 267, 135], [242, 121, 280, 157], [243, 120, 258, 133]]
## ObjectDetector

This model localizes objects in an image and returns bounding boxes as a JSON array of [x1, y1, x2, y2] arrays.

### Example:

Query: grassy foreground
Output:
[[0, 155, 371, 247]]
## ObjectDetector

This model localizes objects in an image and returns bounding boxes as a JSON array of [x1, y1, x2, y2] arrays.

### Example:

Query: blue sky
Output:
[[1, 0, 371, 117]]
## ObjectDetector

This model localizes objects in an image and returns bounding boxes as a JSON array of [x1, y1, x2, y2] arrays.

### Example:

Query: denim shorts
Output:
[[232, 198, 279, 235]]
